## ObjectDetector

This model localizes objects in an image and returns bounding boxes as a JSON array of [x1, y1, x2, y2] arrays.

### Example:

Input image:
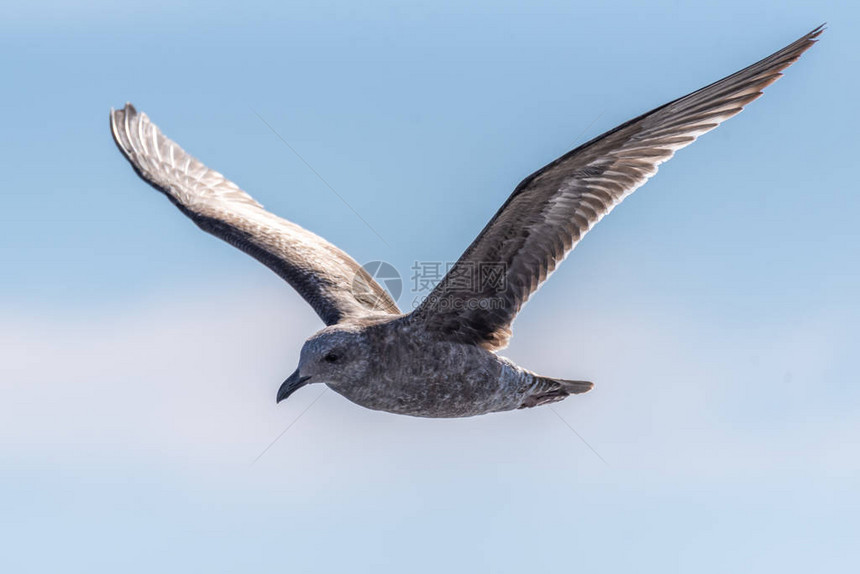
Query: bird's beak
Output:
[[277, 369, 312, 403]]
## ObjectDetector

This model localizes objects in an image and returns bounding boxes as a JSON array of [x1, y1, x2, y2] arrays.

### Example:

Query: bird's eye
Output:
[[323, 352, 340, 363]]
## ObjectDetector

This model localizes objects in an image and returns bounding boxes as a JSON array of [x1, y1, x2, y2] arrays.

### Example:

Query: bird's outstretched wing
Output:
[[411, 26, 822, 350], [110, 104, 400, 325]]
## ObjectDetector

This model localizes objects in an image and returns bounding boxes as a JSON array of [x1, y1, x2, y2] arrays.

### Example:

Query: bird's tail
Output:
[[519, 375, 594, 409], [557, 378, 595, 395]]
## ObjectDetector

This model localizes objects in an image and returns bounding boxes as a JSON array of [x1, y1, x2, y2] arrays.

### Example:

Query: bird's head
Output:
[[277, 326, 367, 403]]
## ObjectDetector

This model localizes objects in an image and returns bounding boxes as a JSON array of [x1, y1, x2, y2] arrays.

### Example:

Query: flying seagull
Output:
[[111, 27, 821, 418]]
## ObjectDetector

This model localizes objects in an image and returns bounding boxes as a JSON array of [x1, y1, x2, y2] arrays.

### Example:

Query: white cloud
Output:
[[0, 283, 857, 488]]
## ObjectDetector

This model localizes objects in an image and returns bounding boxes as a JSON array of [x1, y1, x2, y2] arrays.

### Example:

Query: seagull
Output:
[[111, 27, 821, 418]]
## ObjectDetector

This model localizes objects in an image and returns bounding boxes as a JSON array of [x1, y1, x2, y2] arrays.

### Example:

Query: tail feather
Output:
[[558, 378, 594, 395], [519, 376, 594, 409]]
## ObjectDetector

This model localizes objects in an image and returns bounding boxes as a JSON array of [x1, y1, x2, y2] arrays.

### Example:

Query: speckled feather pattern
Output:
[[110, 27, 820, 417]]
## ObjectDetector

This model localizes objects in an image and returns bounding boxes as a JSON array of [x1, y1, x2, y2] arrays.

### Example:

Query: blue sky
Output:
[[1, 1, 858, 572]]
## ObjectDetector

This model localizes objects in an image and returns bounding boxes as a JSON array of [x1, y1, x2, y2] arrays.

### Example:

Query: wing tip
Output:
[[790, 24, 825, 57], [109, 101, 136, 124], [809, 23, 826, 39], [109, 102, 154, 161], [109, 102, 133, 157]]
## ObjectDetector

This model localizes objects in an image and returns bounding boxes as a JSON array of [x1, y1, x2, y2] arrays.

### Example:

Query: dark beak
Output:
[[277, 369, 312, 403]]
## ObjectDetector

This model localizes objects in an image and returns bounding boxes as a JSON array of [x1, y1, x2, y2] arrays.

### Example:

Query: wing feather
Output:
[[412, 26, 822, 350], [110, 104, 400, 324]]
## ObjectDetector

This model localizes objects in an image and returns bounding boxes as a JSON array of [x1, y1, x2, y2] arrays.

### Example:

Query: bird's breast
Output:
[[327, 337, 525, 418]]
